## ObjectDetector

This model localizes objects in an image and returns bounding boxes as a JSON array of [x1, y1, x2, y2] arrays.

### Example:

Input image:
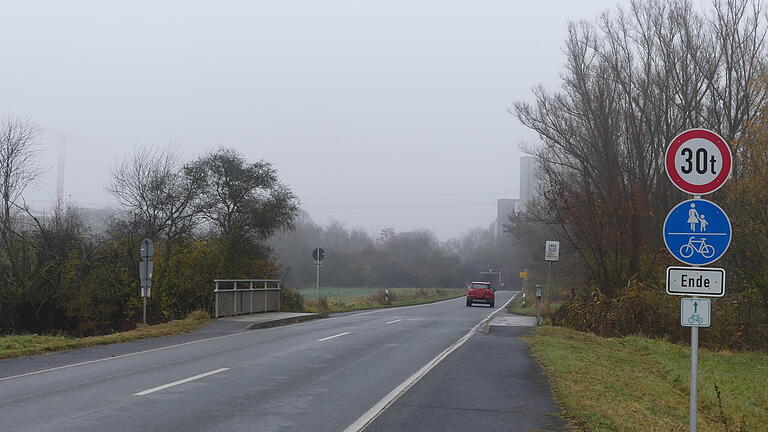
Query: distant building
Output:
[[495, 198, 518, 239], [518, 156, 540, 213]]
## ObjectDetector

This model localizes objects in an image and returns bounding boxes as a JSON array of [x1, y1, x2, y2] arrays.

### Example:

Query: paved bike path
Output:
[[365, 321, 567, 431]]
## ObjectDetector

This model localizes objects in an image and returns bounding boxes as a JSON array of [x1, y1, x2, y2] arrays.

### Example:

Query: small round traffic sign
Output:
[[312, 247, 325, 262], [665, 129, 732, 195]]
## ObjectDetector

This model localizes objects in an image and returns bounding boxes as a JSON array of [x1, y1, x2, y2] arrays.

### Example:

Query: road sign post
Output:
[[519, 270, 528, 305], [664, 129, 732, 432], [535, 284, 542, 326], [681, 298, 711, 327], [679, 297, 710, 432], [139, 238, 154, 324], [663, 199, 731, 266], [666, 267, 725, 297], [544, 241, 559, 312], [312, 247, 325, 303], [665, 128, 732, 196]]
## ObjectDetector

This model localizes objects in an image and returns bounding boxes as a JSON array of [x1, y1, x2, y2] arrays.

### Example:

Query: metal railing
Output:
[[214, 279, 281, 318]]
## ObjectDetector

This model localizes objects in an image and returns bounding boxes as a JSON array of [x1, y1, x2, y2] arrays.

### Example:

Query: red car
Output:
[[466, 281, 495, 307]]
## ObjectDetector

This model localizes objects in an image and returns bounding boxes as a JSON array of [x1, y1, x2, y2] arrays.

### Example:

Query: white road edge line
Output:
[[133, 368, 230, 396], [0, 331, 249, 383], [342, 292, 518, 432], [385, 319, 402, 324], [316, 332, 351, 342]]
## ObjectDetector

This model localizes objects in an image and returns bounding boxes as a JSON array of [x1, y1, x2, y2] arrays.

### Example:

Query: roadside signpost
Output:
[[544, 241, 560, 262], [139, 238, 154, 324], [544, 241, 559, 311], [666, 267, 725, 297], [663, 128, 732, 432], [312, 247, 325, 303], [519, 270, 528, 306], [681, 298, 711, 328], [535, 284, 542, 326], [665, 128, 732, 195], [663, 199, 731, 266]]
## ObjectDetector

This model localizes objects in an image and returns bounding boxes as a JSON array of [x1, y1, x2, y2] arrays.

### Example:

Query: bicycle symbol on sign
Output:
[[679, 237, 715, 259], [687, 314, 704, 325]]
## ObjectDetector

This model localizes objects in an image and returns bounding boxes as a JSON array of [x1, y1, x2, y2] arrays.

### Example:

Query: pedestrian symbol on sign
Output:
[[686, 203, 710, 232]]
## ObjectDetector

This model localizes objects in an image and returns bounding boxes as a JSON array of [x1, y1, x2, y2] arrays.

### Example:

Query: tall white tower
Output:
[[518, 156, 539, 213]]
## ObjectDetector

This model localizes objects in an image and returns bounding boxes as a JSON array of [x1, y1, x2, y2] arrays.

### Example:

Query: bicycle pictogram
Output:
[[679, 237, 715, 259]]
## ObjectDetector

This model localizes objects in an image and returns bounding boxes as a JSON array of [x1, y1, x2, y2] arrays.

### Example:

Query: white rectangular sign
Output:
[[666, 266, 724, 297], [681, 298, 711, 327], [545, 241, 560, 262]]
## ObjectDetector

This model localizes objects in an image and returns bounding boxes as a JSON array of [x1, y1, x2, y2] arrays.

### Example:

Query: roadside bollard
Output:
[[535, 284, 542, 326]]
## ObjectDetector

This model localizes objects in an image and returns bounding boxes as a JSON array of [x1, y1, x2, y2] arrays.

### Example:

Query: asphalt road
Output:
[[0, 292, 517, 432], [366, 325, 566, 431]]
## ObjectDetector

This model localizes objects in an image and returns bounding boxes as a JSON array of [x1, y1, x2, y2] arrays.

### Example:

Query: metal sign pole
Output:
[[535, 284, 542, 326], [547, 261, 553, 312], [139, 238, 154, 325], [315, 259, 320, 304], [142, 258, 147, 324], [690, 325, 699, 432]]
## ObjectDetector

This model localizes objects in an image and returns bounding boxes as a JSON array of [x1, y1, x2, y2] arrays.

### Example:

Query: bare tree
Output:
[[109, 146, 204, 242], [0, 116, 42, 329], [0, 116, 41, 236], [514, 0, 767, 294]]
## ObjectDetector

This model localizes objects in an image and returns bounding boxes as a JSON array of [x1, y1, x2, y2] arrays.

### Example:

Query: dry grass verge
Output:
[[303, 288, 465, 313], [528, 326, 767, 431], [0, 310, 210, 360]]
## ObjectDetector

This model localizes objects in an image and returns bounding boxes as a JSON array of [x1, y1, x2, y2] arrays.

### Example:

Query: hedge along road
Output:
[[0, 291, 516, 432]]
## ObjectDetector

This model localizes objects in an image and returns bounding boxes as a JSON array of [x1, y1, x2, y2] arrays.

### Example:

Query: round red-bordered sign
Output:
[[665, 128, 732, 195]]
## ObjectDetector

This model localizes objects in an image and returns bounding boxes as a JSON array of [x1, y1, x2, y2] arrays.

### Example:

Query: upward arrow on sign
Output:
[[694, 302, 699, 313]]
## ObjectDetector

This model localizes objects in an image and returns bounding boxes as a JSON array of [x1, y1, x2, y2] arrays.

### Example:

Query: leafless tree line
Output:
[[514, 0, 767, 294], [0, 116, 299, 332]]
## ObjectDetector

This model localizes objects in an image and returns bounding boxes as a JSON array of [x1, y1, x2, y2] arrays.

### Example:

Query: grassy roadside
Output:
[[506, 291, 564, 317], [507, 291, 536, 316], [302, 287, 465, 313], [527, 326, 767, 431], [0, 311, 210, 361]]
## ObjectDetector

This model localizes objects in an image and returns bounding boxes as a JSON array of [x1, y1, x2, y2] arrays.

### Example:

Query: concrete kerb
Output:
[[476, 292, 520, 334], [245, 314, 323, 329], [220, 312, 323, 330]]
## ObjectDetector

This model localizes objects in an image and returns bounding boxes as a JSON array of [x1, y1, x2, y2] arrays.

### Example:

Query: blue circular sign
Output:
[[663, 199, 731, 266]]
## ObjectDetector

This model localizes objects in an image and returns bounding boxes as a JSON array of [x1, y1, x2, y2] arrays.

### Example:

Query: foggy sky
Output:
[[1, 0, 629, 239]]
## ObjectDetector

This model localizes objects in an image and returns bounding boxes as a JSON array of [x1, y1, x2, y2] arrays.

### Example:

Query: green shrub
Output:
[[279, 287, 304, 312]]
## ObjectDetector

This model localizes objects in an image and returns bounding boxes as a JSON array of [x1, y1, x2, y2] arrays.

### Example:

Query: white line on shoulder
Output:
[[133, 368, 230, 396], [0, 332, 248, 382], [316, 332, 351, 342], [342, 292, 517, 432]]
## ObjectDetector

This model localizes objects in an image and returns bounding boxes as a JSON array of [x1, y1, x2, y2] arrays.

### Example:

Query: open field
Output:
[[297, 287, 466, 313], [528, 326, 768, 431], [0, 311, 210, 361]]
